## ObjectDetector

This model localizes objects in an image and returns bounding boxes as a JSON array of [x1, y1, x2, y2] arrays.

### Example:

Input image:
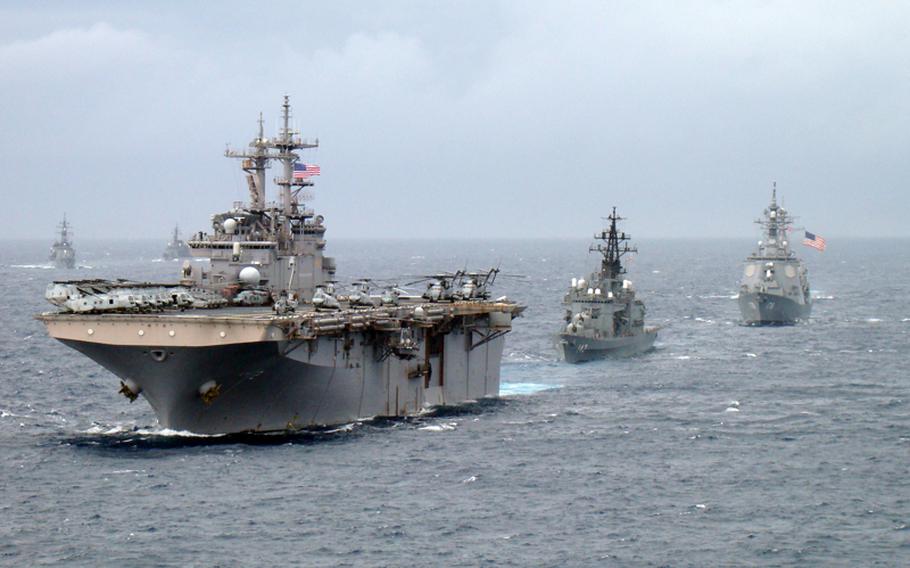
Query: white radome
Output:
[[239, 266, 261, 285]]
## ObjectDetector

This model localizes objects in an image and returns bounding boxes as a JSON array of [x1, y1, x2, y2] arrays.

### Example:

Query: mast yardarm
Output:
[[590, 207, 637, 280], [224, 95, 318, 214]]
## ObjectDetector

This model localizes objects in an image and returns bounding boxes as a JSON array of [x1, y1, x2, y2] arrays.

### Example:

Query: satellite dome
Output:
[[239, 266, 261, 286]]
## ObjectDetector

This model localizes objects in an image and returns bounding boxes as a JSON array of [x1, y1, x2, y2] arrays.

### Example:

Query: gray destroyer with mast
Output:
[[36, 97, 523, 435], [738, 184, 811, 325], [161, 225, 191, 260], [49, 215, 76, 269], [558, 209, 658, 363]]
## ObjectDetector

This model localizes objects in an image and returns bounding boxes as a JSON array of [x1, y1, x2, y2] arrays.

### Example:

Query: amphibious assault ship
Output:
[[49, 215, 76, 269], [558, 208, 657, 363], [36, 97, 523, 434], [738, 184, 811, 325], [161, 225, 192, 260]]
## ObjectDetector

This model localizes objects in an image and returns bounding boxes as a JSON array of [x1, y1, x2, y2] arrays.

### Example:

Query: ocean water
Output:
[[1, 237, 907, 566]]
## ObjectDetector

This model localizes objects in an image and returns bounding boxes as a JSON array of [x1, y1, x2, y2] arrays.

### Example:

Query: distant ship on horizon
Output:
[[49, 215, 76, 269], [161, 224, 192, 260], [738, 183, 812, 325]]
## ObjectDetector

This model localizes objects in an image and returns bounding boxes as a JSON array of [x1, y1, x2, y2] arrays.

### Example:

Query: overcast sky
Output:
[[1, 1, 907, 240]]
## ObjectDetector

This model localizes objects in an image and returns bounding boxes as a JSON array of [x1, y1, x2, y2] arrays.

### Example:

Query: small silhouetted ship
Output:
[[49, 215, 76, 269], [161, 225, 192, 260]]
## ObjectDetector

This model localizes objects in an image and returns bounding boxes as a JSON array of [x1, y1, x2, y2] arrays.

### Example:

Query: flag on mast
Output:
[[803, 231, 826, 251], [293, 163, 321, 179]]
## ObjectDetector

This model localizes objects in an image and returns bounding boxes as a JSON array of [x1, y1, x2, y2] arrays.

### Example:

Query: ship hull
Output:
[[51, 255, 75, 269], [558, 329, 657, 364], [59, 326, 507, 434], [738, 292, 811, 325]]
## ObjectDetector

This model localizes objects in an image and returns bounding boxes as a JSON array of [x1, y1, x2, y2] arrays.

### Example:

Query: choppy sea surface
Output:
[[1, 237, 907, 566]]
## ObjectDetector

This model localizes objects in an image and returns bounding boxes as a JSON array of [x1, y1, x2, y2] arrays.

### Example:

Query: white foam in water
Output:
[[419, 422, 457, 432], [675, 355, 691, 360], [725, 407, 740, 413], [83, 424, 222, 438], [504, 351, 553, 363], [745, 353, 757, 358], [326, 423, 358, 433], [866, 318, 883, 323], [499, 382, 560, 396], [136, 428, 222, 438], [10, 264, 54, 269]]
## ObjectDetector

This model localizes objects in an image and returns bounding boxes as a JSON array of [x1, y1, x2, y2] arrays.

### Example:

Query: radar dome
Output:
[[223, 218, 238, 234], [239, 266, 261, 286]]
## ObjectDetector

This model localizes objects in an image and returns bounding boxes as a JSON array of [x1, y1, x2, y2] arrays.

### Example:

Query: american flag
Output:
[[803, 231, 826, 251], [293, 163, 321, 179]]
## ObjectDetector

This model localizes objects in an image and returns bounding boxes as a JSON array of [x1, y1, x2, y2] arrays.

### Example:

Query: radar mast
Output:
[[590, 207, 636, 280], [225, 95, 318, 214]]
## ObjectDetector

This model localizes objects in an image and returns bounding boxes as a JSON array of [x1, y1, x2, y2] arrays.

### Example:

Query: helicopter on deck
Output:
[[407, 268, 515, 303]]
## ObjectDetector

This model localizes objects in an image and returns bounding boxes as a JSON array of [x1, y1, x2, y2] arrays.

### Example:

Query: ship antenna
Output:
[[772, 181, 777, 207], [280, 95, 292, 214], [589, 206, 635, 279]]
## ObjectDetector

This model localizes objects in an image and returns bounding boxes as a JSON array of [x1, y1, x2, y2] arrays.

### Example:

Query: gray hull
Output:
[[738, 292, 811, 325], [62, 328, 506, 434], [558, 330, 657, 364]]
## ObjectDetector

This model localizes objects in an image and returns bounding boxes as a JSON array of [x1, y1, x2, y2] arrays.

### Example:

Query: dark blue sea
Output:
[[1, 238, 907, 566]]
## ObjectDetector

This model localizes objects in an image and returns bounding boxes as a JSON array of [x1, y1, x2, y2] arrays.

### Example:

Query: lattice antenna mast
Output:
[[755, 181, 796, 240], [590, 207, 636, 279], [58, 214, 72, 244], [225, 96, 318, 213]]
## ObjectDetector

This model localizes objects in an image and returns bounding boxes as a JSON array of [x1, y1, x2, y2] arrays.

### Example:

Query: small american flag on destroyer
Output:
[[803, 231, 826, 251], [293, 163, 321, 179]]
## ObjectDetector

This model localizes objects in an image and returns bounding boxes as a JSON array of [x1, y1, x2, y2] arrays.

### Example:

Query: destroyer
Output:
[[49, 215, 76, 269], [36, 97, 523, 434], [558, 208, 658, 363], [738, 184, 811, 325], [161, 224, 192, 260]]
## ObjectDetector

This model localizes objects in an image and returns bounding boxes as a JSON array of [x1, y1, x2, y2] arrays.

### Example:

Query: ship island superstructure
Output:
[[49, 215, 76, 269], [558, 208, 657, 363], [36, 97, 523, 434], [161, 225, 192, 260], [738, 184, 811, 324]]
